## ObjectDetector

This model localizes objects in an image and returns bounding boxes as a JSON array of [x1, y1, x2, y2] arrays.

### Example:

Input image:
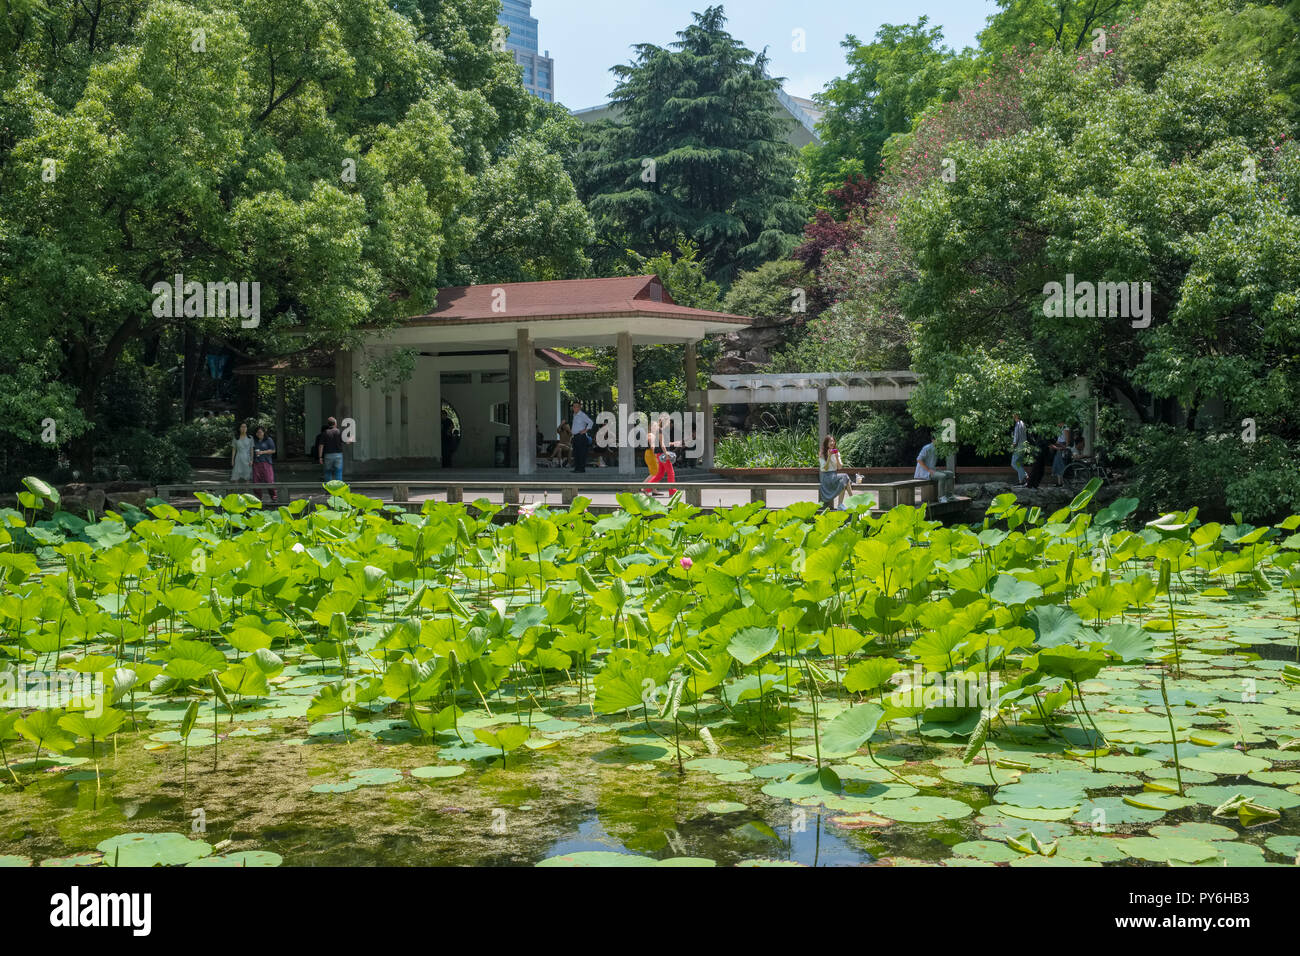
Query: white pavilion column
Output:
[[517, 328, 536, 475], [617, 330, 634, 475], [685, 341, 703, 469], [702, 399, 714, 469], [817, 385, 829, 443], [335, 349, 354, 469]]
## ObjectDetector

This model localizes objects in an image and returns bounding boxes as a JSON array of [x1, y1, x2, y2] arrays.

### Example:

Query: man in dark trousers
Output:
[[1025, 432, 1052, 489], [571, 400, 594, 473], [316, 416, 345, 481], [440, 413, 460, 468]]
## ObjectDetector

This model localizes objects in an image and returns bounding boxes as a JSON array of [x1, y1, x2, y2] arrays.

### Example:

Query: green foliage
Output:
[[0, 0, 589, 471], [167, 415, 238, 458], [803, 17, 975, 196], [721, 260, 810, 321], [835, 411, 910, 467], [111, 430, 192, 485], [713, 429, 819, 469], [977, 0, 1146, 55], [1120, 425, 1300, 523], [572, 6, 808, 283], [900, 27, 1296, 454]]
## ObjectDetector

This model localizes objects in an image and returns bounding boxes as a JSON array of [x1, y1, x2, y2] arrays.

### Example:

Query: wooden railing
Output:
[[154, 477, 955, 512]]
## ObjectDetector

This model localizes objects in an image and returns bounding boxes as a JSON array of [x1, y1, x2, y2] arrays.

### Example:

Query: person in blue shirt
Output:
[[914, 431, 955, 503]]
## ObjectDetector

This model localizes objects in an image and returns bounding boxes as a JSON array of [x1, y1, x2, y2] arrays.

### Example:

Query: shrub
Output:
[[1119, 425, 1300, 522], [108, 429, 192, 485], [836, 413, 909, 467], [714, 429, 819, 468], [167, 414, 237, 458]]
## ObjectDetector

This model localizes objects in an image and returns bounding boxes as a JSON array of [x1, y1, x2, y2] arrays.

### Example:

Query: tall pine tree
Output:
[[574, 6, 807, 284]]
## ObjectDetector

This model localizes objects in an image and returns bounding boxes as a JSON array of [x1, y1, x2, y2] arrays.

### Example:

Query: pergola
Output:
[[698, 371, 929, 467]]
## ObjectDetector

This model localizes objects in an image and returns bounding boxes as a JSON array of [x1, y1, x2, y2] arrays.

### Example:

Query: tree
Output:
[[802, 18, 975, 197], [977, 0, 1144, 55], [0, 0, 591, 472], [898, 31, 1297, 454], [573, 5, 807, 285]]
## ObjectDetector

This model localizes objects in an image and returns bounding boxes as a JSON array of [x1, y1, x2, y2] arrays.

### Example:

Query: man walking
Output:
[[1011, 413, 1028, 486], [571, 400, 594, 474], [317, 416, 345, 482]]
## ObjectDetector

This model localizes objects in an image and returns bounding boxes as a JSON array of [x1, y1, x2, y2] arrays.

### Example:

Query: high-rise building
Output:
[[498, 0, 554, 102]]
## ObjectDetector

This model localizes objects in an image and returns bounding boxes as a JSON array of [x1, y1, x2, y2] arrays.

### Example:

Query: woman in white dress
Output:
[[231, 422, 253, 482], [819, 435, 853, 510]]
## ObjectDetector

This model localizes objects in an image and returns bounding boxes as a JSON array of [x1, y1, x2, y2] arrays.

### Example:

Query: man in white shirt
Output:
[[1011, 413, 1028, 486], [915, 431, 955, 502], [571, 401, 594, 473]]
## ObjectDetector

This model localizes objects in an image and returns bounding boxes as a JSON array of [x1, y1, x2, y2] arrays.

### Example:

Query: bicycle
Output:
[[1061, 449, 1112, 491]]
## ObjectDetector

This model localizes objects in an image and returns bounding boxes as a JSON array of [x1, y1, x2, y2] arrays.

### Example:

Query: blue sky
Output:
[[529, 0, 1001, 108]]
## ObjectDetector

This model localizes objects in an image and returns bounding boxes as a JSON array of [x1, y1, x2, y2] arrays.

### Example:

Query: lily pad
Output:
[[1054, 835, 1128, 862], [310, 781, 359, 794], [347, 767, 403, 786], [97, 832, 213, 867], [411, 765, 467, 780], [188, 851, 283, 867], [38, 853, 103, 867], [683, 757, 747, 774], [1118, 836, 1219, 863], [870, 796, 973, 822], [1180, 749, 1272, 775], [950, 840, 1021, 862], [1072, 796, 1165, 826], [706, 801, 747, 814]]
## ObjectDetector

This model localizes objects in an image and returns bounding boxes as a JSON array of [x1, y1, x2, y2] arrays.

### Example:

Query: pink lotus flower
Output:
[[680, 557, 693, 570]]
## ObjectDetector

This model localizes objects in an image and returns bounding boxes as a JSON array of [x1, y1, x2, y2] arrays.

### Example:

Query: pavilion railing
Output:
[[154, 477, 958, 513]]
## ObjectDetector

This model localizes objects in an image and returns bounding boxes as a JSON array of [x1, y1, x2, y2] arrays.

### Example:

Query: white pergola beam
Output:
[[707, 384, 917, 404]]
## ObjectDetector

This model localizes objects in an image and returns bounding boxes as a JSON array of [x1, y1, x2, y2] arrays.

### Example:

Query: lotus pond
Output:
[[2, 479, 1300, 868]]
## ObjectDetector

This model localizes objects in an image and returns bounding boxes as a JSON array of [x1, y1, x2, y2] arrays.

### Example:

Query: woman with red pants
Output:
[[644, 413, 677, 494]]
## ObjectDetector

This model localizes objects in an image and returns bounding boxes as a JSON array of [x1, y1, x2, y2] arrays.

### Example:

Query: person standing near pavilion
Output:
[[644, 413, 678, 493], [1051, 423, 1072, 487], [571, 400, 593, 473], [231, 421, 253, 483], [252, 425, 278, 502], [1011, 413, 1028, 486], [317, 416, 344, 482]]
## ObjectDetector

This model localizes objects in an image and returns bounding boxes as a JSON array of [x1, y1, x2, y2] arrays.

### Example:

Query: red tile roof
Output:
[[407, 275, 751, 326]]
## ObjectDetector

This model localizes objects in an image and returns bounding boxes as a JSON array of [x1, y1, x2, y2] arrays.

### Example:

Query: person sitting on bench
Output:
[[548, 423, 572, 467], [914, 430, 955, 503]]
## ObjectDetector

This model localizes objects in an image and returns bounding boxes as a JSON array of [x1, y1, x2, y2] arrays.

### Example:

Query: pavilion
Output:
[[298, 275, 754, 475]]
